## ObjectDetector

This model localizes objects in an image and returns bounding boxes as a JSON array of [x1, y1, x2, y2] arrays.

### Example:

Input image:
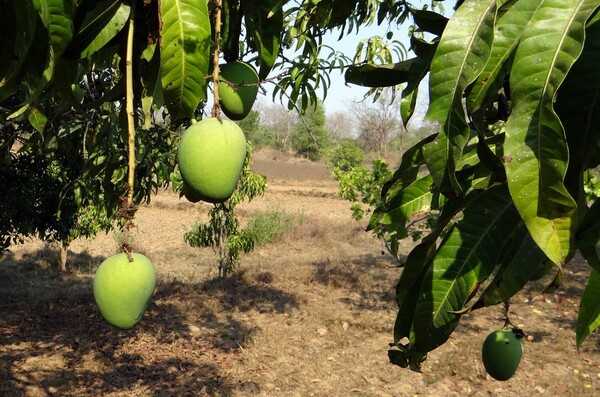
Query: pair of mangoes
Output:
[[93, 62, 258, 329], [178, 61, 258, 204]]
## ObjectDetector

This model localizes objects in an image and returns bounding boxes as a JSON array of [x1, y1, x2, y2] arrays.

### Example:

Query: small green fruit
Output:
[[482, 329, 523, 381], [177, 118, 247, 203], [93, 253, 156, 329], [218, 61, 259, 120]]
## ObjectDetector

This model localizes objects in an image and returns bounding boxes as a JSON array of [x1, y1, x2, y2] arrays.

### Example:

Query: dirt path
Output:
[[1, 157, 599, 396]]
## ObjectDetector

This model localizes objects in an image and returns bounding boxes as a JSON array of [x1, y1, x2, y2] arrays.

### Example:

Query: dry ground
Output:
[[1, 150, 599, 396]]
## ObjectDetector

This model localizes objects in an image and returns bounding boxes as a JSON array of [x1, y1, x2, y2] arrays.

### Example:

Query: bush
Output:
[[327, 140, 364, 172], [244, 210, 295, 246]]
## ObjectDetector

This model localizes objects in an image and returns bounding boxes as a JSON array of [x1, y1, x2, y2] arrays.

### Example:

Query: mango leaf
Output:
[[345, 58, 425, 88], [79, 2, 129, 58], [557, 16, 600, 188], [27, 106, 48, 133], [467, 0, 543, 112], [504, 0, 600, 265], [159, 0, 211, 119], [412, 185, 522, 352], [380, 133, 437, 199], [576, 270, 600, 347], [394, 240, 437, 341], [243, 0, 284, 79], [410, 8, 448, 36], [423, 0, 497, 194], [375, 176, 434, 238], [481, 223, 551, 306], [400, 84, 418, 126], [33, 0, 74, 58]]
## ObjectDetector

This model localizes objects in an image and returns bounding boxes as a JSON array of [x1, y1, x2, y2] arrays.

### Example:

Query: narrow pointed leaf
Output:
[[504, 0, 599, 265], [467, 0, 544, 112], [576, 270, 600, 347], [159, 0, 211, 119], [33, 0, 74, 58], [424, 0, 497, 193], [243, 0, 284, 79], [412, 186, 522, 352], [79, 2, 130, 58]]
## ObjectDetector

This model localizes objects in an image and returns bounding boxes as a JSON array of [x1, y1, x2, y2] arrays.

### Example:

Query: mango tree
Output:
[[3, 0, 600, 374]]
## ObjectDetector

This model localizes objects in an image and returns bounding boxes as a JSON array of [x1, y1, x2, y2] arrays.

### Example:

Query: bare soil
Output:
[[1, 150, 599, 396]]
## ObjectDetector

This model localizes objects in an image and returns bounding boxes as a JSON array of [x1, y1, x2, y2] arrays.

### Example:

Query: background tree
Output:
[[291, 100, 330, 161], [353, 89, 403, 156]]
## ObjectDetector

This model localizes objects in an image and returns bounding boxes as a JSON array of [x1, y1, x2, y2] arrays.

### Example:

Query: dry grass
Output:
[[1, 151, 599, 396]]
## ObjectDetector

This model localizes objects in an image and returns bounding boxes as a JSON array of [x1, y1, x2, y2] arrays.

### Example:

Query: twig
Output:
[[211, 0, 223, 120], [123, 5, 137, 261]]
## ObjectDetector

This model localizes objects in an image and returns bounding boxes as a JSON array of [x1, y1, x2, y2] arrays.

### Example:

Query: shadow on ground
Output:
[[0, 250, 298, 396]]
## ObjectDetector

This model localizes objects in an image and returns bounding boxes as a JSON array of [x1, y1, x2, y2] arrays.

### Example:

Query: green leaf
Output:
[[504, 0, 599, 265], [576, 270, 600, 347], [481, 223, 551, 306], [159, 0, 211, 119], [423, 0, 497, 194], [467, 0, 544, 112], [33, 0, 74, 58], [243, 0, 284, 79], [79, 2, 129, 58], [380, 176, 434, 235], [557, 17, 600, 187], [400, 84, 418, 126], [345, 58, 425, 88], [412, 185, 522, 352], [394, 240, 437, 341], [410, 8, 449, 36], [381, 133, 437, 199], [27, 106, 48, 133]]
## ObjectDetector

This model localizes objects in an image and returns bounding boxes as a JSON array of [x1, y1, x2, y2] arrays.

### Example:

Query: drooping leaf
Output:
[[410, 7, 449, 36], [576, 269, 600, 347], [394, 240, 437, 341], [243, 0, 283, 79], [504, 0, 600, 265], [481, 223, 551, 306], [79, 2, 130, 58], [467, 0, 544, 112], [345, 58, 425, 88], [27, 105, 48, 133], [380, 133, 437, 199], [557, 16, 600, 190], [400, 83, 418, 127], [411, 185, 522, 352], [374, 176, 434, 238], [33, 0, 74, 58], [423, 0, 497, 194], [159, 0, 211, 119]]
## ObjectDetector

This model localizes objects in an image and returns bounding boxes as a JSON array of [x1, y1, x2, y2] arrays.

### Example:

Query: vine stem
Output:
[[123, 8, 136, 261], [211, 0, 223, 119]]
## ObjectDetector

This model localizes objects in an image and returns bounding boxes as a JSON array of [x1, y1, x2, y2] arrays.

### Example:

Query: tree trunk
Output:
[[58, 241, 69, 273]]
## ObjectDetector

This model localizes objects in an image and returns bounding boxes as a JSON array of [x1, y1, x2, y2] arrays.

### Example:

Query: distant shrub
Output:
[[244, 210, 295, 246], [327, 140, 364, 172]]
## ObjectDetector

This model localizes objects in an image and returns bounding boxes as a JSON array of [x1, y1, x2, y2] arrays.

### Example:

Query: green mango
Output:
[[177, 118, 247, 203], [482, 329, 523, 381], [218, 61, 259, 120], [93, 253, 156, 329]]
